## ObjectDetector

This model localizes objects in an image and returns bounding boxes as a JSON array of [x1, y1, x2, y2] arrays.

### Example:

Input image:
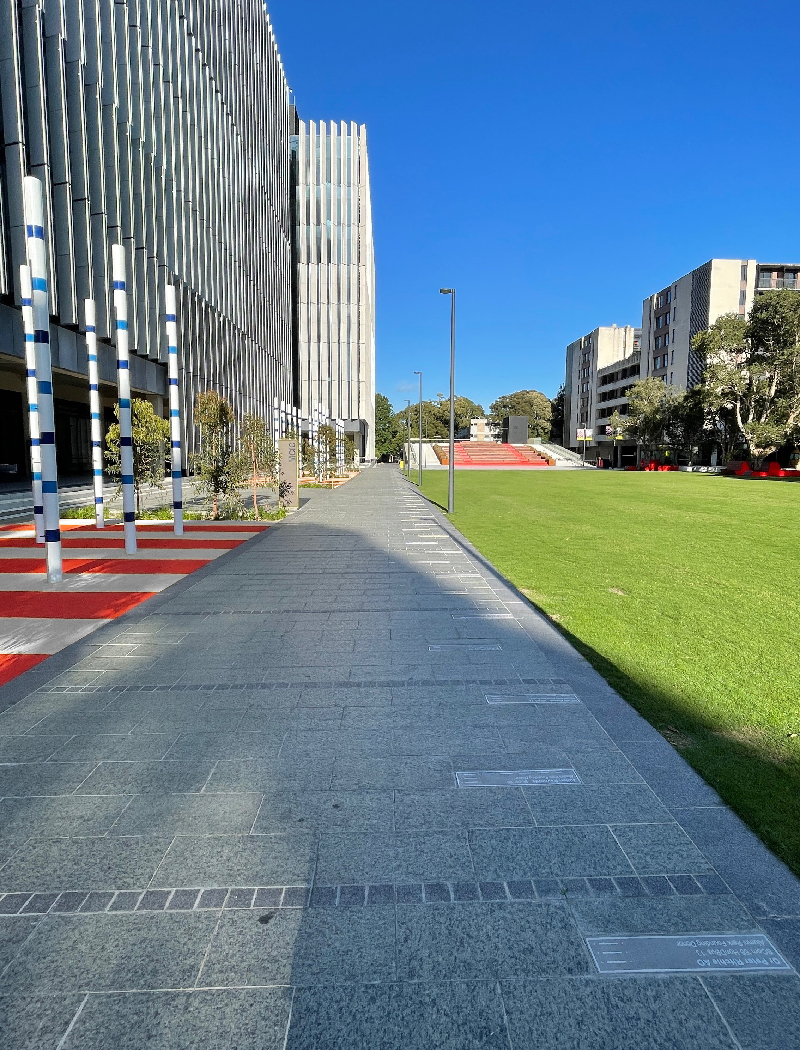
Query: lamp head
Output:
[[439, 288, 453, 294]]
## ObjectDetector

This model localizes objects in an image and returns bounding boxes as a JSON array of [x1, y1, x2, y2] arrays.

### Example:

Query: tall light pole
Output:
[[439, 288, 456, 512], [413, 370, 423, 488]]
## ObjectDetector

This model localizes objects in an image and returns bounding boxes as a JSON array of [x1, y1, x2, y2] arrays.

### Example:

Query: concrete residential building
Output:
[[564, 325, 640, 452], [293, 120, 376, 460], [641, 259, 800, 389], [0, 0, 296, 478]]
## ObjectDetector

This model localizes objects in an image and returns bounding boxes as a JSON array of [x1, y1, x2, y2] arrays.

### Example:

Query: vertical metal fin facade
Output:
[[294, 120, 376, 459], [0, 0, 294, 455]]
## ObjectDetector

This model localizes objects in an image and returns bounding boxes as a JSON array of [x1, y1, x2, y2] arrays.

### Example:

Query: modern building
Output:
[[292, 120, 376, 461], [641, 259, 800, 390], [563, 325, 640, 453], [0, 0, 296, 478], [0, 2, 378, 487]]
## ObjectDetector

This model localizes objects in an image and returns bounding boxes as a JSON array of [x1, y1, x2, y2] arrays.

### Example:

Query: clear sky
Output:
[[268, 0, 800, 414]]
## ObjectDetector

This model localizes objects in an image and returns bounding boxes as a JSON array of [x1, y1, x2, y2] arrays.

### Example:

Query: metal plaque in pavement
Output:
[[586, 934, 791, 974], [485, 693, 580, 704], [429, 643, 502, 652], [456, 768, 581, 787]]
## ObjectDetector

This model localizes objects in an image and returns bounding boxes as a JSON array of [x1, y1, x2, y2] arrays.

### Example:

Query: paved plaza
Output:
[[0, 465, 799, 1047]]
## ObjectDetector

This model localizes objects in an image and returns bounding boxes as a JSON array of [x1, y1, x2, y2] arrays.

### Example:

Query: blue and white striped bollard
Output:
[[165, 284, 183, 536], [111, 244, 137, 554], [20, 265, 44, 544], [85, 299, 104, 529], [23, 177, 62, 582]]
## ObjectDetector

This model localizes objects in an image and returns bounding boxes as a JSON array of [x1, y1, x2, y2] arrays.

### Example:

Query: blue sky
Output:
[[268, 0, 800, 414]]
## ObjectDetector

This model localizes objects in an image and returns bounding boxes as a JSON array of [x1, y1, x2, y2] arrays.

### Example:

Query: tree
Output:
[[344, 435, 356, 468], [624, 377, 681, 460], [391, 394, 484, 442], [105, 398, 169, 514], [193, 390, 244, 519], [550, 385, 565, 443], [694, 293, 800, 466], [375, 393, 403, 460], [449, 395, 485, 432], [239, 414, 278, 516], [489, 389, 552, 439], [317, 423, 337, 478]]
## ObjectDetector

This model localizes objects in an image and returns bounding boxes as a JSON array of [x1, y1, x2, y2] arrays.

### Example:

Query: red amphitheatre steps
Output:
[[433, 443, 554, 467]]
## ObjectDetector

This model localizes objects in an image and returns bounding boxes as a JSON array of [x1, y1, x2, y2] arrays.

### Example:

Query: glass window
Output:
[[666, 290, 672, 303], [739, 290, 746, 306], [741, 264, 748, 282], [658, 294, 664, 308], [664, 332, 669, 346], [665, 311, 670, 324]]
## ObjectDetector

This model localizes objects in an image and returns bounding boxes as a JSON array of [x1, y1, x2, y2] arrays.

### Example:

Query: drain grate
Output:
[[455, 768, 580, 787], [586, 933, 791, 974]]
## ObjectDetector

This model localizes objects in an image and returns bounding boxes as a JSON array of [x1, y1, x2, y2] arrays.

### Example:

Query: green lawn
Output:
[[420, 468, 800, 875]]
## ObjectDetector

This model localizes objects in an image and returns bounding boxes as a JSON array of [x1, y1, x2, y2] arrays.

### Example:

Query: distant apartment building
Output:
[[564, 325, 640, 453], [641, 259, 800, 389]]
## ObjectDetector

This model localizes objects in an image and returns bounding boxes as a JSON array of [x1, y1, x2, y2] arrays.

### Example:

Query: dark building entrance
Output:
[[0, 389, 26, 481]]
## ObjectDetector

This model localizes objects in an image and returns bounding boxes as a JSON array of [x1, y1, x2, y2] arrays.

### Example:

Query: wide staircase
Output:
[[529, 440, 586, 466], [432, 442, 554, 467]]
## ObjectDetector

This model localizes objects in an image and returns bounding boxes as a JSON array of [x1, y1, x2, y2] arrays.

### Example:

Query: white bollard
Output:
[[111, 244, 137, 554], [85, 299, 104, 529], [165, 284, 183, 536], [20, 265, 44, 544], [23, 178, 62, 582]]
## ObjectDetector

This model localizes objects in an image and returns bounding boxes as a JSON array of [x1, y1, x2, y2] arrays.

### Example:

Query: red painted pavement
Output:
[[0, 537, 245, 549], [0, 591, 155, 619], [0, 653, 49, 687], [0, 519, 270, 688]]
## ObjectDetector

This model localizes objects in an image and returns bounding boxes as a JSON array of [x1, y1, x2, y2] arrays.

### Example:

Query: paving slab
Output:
[[0, 467, 797, 1047]]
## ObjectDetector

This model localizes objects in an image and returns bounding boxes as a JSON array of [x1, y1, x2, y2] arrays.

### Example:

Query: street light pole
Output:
[[413, 370, 423, 488], [439, 288, 456, 513]]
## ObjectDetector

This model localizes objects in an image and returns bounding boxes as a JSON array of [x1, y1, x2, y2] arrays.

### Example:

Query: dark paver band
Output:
[[0, 467, 798, 1048]]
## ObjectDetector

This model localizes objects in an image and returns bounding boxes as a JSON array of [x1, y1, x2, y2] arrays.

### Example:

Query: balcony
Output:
[[757, 276, 798, 291]]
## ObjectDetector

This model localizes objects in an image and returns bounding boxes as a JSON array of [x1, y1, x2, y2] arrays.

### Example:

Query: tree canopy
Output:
[[392, 394, 485, 440], [375, 393, 403, 459], [489, 389, 552, 439], [105, 398, 169, 513]]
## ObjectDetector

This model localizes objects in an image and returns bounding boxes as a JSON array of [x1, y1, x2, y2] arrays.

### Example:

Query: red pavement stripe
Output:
[[64, 522, 269, 533], [0, 558, 210, 574], [0, 537, 243, 550], [0, 653, 49, 686], [0, 591, 156, 619]]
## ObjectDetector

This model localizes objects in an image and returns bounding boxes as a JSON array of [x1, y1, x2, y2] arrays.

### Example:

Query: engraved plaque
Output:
[[485, 693, 580, 704], [587, 934, 791, 974], [456, 768, 581, 787], [429, 643, 502, 652]]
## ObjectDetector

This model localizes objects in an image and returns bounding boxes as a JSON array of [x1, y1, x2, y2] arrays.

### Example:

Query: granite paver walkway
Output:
[[0, 465, 798, 1047]]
